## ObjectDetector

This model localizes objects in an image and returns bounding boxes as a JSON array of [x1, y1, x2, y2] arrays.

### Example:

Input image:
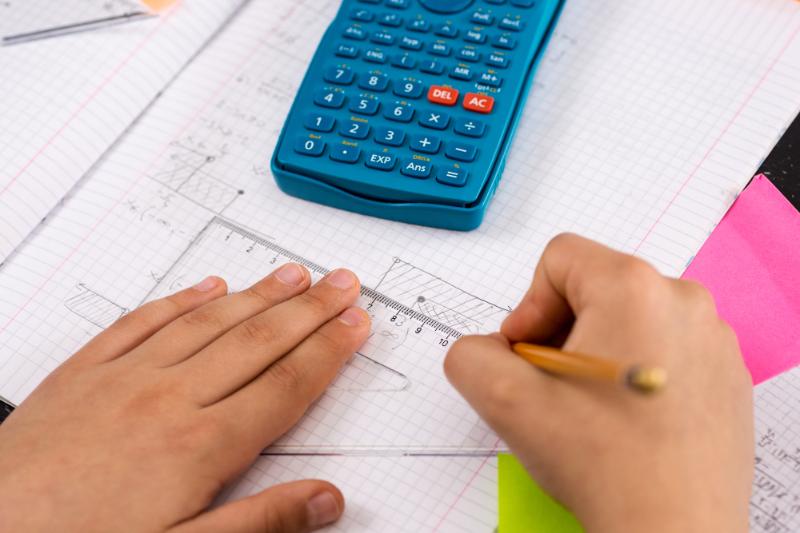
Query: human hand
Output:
[[0, 265, 370, 533], [445, 234, 753, 533]]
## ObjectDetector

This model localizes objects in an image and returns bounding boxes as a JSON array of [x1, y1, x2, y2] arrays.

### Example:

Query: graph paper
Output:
[[1, 0, 799, 530]]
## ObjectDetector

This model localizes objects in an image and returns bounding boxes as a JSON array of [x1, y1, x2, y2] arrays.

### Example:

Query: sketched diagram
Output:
[[375, 259, 510, 334], [64, 284, 128, 329], [148, 142, 243, 213]]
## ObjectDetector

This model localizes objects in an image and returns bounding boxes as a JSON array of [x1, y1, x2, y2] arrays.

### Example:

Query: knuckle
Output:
[[544, 233, 581, 258], [443, 336, 478, 379], [243, 285, 274, 308], [267, 360, 307, 394], [678, 280, 718, 315], [299, 287, 335, 314], [178, 305, 227, 331], [238, 318, 279, 346]]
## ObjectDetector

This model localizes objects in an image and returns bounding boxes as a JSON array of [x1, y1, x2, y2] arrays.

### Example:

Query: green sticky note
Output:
[[498, 454, 584, 533]]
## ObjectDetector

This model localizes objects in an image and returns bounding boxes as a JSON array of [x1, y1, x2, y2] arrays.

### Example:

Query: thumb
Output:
[[171, 480, 344, 533]]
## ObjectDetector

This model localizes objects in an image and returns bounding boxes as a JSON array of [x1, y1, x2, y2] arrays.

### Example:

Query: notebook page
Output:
[[0, 0, 799, 530], [0, 0, 246, 263]]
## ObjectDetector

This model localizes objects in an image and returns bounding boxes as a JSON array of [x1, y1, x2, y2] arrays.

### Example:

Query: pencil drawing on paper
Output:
[[64, 283, 128, 329]]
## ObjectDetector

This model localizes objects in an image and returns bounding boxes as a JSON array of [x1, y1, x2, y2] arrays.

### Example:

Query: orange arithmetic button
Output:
[[463, 93, 495, 114], [427, 85, 459, 106]]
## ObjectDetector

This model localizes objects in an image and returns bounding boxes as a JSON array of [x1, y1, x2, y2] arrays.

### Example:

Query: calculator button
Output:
[[420, 59, 445, 74], [410, 134, 441, 154], [349, 96, 381, 115], [400, 36, 424, 50], [401, 159, 433, 179], [314, 89, 346, 109], [450, 65, 474, 81], [340, 120, 371, 140], [445, 142, 477, 162], [350, 8, 374, 22], [493, 33, 517, 49], [463, 92, 495, 113], [295, 137, 326, 157], [499, 15, 525, 31], [436, 166, 468, 187], [324, 66, 354, 85], [358, 71, 390, 92], [454, 117, 486, 137], [365, 152, 397, 171], [418, 0, 474, 14], [393, 78, 424, 98], [470, 10, 495, 25], [478, 71, 503, 87], [375, 127, 406, 146], [464, 29, 488, 44], [510, 0, 536, 6], [379, 13, 403, 26], [343, 25, 367, 40], [330, 144, 362, 164], [434, 23, 459, 38], [427, 41, 451, 56], [420, 110, 451, 130], [384, 102, 415, 123], [427, 85, 459, 106], [304, 113, 336, 132], [391, 53, 417, 70], [336, 44, 359, 58], [487, 52, 509, 68], [457, 47, 481, 62], [386, 0, 410, 8], [485, 0, 506, 4], [357, 0, 381, 3], [365, 48, 388, 63], [407, 18, 431, 32], [371, 31, 395, 45]]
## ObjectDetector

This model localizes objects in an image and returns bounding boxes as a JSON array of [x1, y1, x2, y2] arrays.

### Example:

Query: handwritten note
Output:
[[683, 175, 800, 384]]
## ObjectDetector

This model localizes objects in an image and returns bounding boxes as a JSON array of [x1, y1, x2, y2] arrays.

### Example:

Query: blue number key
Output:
[[410, 134, 441, 154], [359, 71, 390, 92], [304, 113, 336, 132], [445, 142, 477, 162], [436, 166, 468, 187], [349, 95, 380, 115], [393, 78, 424, 98], [365, 152, 397, 171], [375, 127, 406, 146], [340, 120, 371, 140], [324, 66, 354, 85], [384, 102, 415, 123], [401, 159, 433, 179], [314, 89, 345, 109], [295, 137, 325, 157], [420, 109, 450, 130], [330, 144, 361, 164]]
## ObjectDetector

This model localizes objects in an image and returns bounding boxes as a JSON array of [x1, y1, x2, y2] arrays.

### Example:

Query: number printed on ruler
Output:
[[147, 217, 504, 455]]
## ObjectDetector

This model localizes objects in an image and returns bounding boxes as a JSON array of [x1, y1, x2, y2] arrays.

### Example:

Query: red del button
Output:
[[463, 93, 495, 114], [427, 85, 459, 106]]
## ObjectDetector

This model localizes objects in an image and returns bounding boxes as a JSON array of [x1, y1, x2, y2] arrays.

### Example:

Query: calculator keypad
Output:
[[279, 0, 556, 205]]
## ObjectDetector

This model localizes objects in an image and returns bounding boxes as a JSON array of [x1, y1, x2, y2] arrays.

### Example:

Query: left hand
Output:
[[0, 264, 370, 532]]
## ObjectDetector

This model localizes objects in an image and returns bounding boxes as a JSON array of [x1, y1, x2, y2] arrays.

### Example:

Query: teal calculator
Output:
[[272, 0, 566, 230]]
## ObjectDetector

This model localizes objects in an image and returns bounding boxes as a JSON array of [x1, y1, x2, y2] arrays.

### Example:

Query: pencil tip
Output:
[[626, 366, 668, 394]]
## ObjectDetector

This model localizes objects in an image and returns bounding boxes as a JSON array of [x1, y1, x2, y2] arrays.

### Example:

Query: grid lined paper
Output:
[[1, 0, 799, 530]]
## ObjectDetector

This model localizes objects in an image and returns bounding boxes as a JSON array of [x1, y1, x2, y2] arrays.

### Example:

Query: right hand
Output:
[[445, 234, 754, 533]]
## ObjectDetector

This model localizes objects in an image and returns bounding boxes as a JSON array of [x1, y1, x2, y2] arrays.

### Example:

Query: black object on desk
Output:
[[0, 397, 14, 424], [759, 112, 800, 211]]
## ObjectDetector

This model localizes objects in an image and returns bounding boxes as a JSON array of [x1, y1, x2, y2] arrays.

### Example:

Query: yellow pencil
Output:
[[511, 342, 667, 394]]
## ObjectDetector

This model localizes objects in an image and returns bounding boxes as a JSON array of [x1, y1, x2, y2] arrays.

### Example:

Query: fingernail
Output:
[[193, 276, 219, 292], [307, 491, 340, 527], [325, 269, 356, 290], [339, 307, 366, 327], [275, 263, 305, 286]]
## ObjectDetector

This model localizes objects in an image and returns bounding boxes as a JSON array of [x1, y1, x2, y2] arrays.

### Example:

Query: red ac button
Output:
[[463, 93, 495, 114]]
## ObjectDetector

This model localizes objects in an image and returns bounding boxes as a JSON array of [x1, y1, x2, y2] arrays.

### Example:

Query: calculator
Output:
[[272, 0, 566, 231]]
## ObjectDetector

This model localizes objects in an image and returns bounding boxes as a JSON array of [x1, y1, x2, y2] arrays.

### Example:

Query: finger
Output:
[[170, 480, 344, 533], [501, 234, 659, 342], [70, 276, 228, 366], [174, 270, 361, 405], [444, 334, 559, 449], [210, 307, 370, 449], [131, 263, 311, 367]]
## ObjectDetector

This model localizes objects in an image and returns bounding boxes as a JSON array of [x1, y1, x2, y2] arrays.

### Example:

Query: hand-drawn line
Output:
[[64, 283, 128, 328]]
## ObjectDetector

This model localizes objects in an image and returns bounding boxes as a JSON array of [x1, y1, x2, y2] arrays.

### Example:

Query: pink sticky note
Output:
[[683, 175, 800, 384]]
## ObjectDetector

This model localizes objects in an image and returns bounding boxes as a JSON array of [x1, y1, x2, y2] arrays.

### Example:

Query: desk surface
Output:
[[760, 113, 800, 211]]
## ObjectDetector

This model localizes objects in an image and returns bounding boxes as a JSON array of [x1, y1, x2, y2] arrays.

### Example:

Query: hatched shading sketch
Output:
[[64, 283, 128, 328], [376, 258, 510, 334]]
